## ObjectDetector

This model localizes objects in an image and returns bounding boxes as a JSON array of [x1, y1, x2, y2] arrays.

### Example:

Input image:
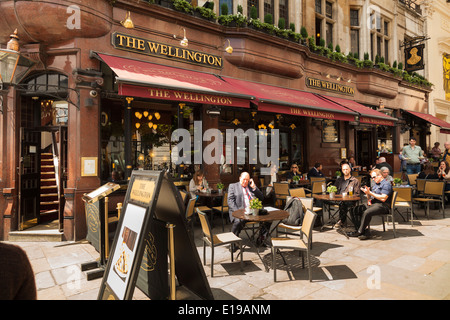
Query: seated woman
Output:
[[437, 161, 450, 200], [189, 169, 208, 199], [418, 162, 439, 180]]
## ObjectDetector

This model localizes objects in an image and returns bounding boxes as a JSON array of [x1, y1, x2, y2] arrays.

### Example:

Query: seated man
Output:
[[228, 172, 264, 238], [334, 163, 360, 228], [307, 162, 325, 179], [285, 163, 301, 181], [348, 169, 393, 240], [375, 157, 393, 176]]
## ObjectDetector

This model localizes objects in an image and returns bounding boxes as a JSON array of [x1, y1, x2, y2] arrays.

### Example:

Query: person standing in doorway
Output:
[[402, 137, 424, 174]]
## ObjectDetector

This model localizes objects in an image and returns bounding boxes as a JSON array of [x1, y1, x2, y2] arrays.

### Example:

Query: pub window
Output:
[[384, 39, 389, 63], [350, 8, 360, 57], [264, 0, 274, 19], [247, 0, 258, 19], [315, 0, 322, 13], [315, 17, 323, 45], [325, 1, 333, 18], [370, 13, 391, 63], [326, 22, 333, 47], [279, 0, 289, 27], [219, 0, 233, 14]]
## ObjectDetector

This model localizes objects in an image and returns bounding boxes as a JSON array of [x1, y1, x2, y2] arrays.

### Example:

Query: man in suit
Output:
[[307, 162, 325, 179], [228, 172, 264, 238]]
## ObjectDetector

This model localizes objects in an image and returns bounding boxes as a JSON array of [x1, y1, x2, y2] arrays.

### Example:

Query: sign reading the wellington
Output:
[[112, 32, 223, 69], [306, 77, 355, 96]]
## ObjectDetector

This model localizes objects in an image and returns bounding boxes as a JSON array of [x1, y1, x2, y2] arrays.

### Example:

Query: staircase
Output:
[[39, 153, 59, 223]]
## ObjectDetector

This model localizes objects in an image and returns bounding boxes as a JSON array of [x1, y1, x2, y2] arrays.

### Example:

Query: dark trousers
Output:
[[358, 203, 389, 234], [231, 218, 246, 236]]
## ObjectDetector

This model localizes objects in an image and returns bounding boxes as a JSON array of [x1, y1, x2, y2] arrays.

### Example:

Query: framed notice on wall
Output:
[[322, 120, 339, 143], [81, 157, 98, 177]]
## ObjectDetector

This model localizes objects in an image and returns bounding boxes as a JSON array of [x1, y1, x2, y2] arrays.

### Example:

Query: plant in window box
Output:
[[194, 5, 217, 22], [249, 18, 264, 31], [249, 198, 263, 216], [173, 0, 193, 14]]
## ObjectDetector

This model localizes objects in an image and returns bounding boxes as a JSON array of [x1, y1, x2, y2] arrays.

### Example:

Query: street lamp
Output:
[[0, 29, 36, 89]]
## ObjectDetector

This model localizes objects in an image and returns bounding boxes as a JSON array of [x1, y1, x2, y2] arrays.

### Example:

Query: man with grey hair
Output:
[[380, 166, 393, 184], [375, 156, 393, 176]]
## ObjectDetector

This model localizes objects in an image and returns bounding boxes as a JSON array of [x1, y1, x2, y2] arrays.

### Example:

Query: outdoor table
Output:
[[313, 194, 360, 230], [232, 208, 289, 272]]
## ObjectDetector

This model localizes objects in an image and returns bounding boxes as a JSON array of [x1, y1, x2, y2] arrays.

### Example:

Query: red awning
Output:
[[223, 77, 357, 121], [96, 53, 254, 108], [405, 110, 450, 134], [319, 95, 397, 126]]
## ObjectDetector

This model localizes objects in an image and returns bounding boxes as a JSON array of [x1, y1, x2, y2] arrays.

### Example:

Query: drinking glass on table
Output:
[[349, 186, 353, 196]]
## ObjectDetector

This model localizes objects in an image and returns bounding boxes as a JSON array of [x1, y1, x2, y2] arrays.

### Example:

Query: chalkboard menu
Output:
[[322, 119, 339, 143]]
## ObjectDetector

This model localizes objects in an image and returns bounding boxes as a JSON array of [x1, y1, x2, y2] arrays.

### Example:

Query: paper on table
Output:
[[264, 206, 278, 212]]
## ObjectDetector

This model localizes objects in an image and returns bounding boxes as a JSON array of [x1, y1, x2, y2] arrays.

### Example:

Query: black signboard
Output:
[[405, 44, 425, 72], [97, 170, 213, 300]]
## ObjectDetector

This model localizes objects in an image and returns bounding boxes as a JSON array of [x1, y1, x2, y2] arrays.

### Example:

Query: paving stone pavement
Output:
[[5, 207, 450, 301]]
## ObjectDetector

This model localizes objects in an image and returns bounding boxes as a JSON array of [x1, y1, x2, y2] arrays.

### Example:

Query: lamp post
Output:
[[0, 29, 36, 90]]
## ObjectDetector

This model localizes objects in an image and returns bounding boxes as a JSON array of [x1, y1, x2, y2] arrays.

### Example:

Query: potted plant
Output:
[[393, 178, 402, 186], [249, 198, 263, 216], [292, 175, 300, 185], [327, 185, 337, 198], [194, 5, 217, 22], [335, 170, 342, 177], [216, 182, 224, 194], [173, 0, 193, 14]]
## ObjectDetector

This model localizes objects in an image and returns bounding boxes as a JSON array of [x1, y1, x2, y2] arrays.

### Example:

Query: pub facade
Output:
[[0, 0, 432, 240]]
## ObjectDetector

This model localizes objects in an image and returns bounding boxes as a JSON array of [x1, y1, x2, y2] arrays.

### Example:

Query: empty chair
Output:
[[407, 173, 418, 186], [393, 187, 415, 226], [271, 210, 317, 282], [273, 182, 290, 208], [196, 208, 243, 277], [289, 188, 307, 198], [413, 181, 446, 219], [381, 191, 398, 238], [211, 192, 229, 232]]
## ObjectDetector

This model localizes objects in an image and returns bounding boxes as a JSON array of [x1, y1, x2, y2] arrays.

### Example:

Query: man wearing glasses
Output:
[[285, 163, 301, 181], [347, 169, 393, 240]]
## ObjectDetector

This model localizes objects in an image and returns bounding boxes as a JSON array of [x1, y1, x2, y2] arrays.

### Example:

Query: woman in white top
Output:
[[189, 169, 208, 198]]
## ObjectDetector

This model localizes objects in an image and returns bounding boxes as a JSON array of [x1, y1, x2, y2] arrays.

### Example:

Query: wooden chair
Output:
[[196, 208, 243, 277], [211, 192, 228, 232], [273, 182, 290, 208], [310, 177, 326, 183], [413, 181, 446, 219], [271, 210, 317, 282], [311, 181, 326, 195], [393, 187, 415, 226], [185, 198, 197, 237], [415, 179, 427, 197], [381, 191, 398, 238]]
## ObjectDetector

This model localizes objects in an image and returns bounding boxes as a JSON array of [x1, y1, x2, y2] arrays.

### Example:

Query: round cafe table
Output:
[[313, 194, 360, 231]]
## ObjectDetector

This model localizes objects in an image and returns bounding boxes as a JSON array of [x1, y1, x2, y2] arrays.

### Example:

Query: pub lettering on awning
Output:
[[112, 32, 223, 69]]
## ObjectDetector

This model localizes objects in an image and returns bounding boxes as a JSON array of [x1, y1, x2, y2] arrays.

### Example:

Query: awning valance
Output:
[[319, 95, 397, 126], [95, 53, 254, 108], [405, 110, 450, 134], [223, 77, 357, 121]]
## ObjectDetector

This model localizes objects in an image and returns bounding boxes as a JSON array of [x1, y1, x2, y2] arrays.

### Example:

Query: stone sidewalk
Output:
[[5, 207, 450, 300]]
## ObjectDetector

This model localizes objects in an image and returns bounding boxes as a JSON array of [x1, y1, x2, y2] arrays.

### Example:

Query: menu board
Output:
[[322, 119, 339, 143]]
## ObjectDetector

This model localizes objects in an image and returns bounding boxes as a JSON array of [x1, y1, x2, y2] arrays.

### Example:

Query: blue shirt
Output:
[[371, 178, 393, 207]]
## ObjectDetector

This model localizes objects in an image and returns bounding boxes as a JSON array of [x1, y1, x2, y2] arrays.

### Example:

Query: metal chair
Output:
[[271, 210, 317, 282], [381, 191, 398, 237], [413, 180, 446, 219], [407, 173, 418, 186], [211, 191, 228, 232], [393, 187, 415, 226], [273, 182, 290, 208], [196, 208, 243, 277]]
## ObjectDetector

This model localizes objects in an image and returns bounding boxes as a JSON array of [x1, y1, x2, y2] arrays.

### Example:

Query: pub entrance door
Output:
[[18, 126, 67, 231]]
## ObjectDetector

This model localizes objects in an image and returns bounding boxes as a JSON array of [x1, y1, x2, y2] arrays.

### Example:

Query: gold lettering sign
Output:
[[112, 32, 223, 69], [130, 178, 155, 205], [305, 77, 355, 96]]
